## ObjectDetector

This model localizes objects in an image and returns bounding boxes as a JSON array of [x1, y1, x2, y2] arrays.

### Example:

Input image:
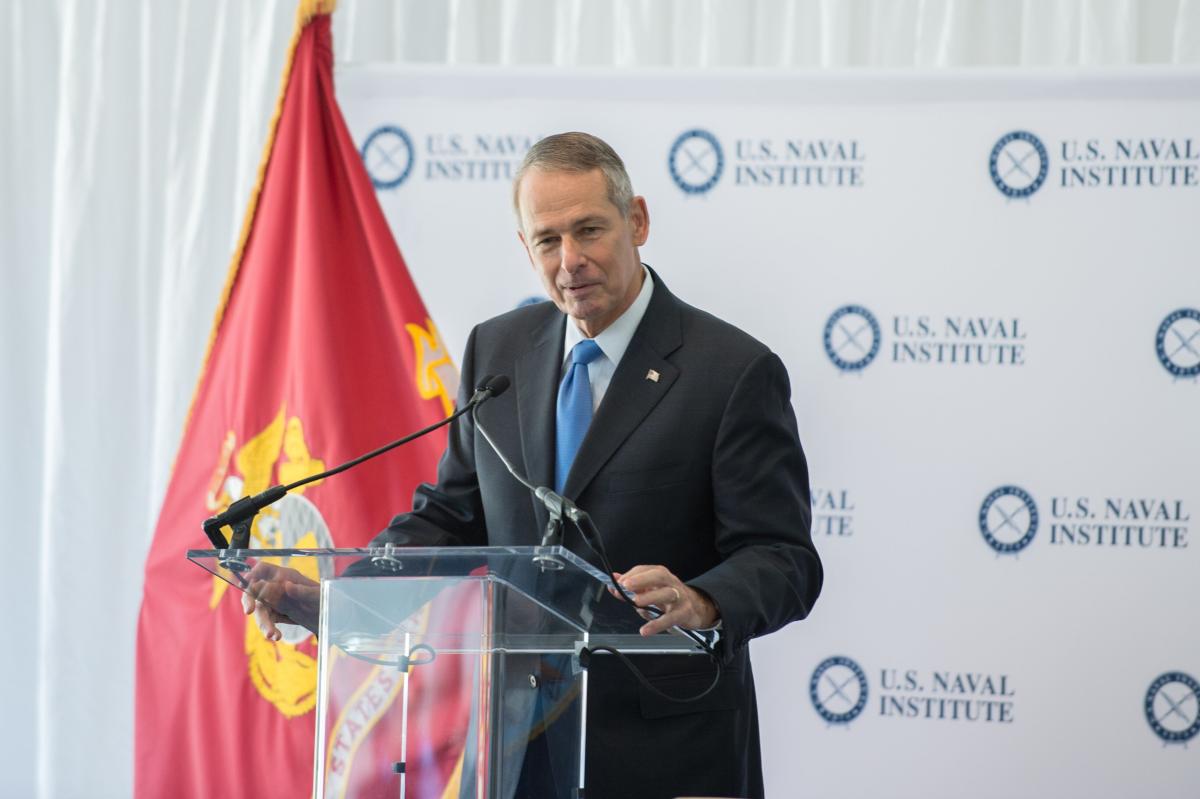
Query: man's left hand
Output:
[[613, 564, 720, 635]]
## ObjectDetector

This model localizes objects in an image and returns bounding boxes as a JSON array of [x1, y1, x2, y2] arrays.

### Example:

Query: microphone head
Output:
[[487, 375, 511, 398]]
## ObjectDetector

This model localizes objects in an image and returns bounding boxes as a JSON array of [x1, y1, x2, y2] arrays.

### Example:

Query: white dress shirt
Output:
[[560, 267, 654, 411]]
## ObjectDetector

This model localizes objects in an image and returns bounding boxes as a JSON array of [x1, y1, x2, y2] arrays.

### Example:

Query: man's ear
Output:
[[629, 196, 650, 247]]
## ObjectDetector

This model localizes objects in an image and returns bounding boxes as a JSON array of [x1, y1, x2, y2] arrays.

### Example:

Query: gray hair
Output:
[[512, 132, 635, 219]]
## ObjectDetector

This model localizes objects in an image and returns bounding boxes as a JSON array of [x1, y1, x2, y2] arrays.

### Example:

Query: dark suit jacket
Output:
[[373, 270, 822, 799]]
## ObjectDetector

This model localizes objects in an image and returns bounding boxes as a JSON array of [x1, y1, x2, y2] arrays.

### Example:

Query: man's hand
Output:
[[612, 564, 720, 636], [239, 562, 321, 641]]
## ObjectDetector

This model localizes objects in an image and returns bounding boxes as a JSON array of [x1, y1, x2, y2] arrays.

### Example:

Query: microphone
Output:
[[469, 376, 603, 570], [471, 374, 510, 403], [201, 375, 507, 557]]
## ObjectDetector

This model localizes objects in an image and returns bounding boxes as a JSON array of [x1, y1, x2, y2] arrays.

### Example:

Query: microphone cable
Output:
[[470, 376, 723, 703]]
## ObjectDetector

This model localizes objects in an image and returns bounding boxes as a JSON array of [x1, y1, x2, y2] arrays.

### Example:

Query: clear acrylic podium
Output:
[[188, 545, 708, 798]]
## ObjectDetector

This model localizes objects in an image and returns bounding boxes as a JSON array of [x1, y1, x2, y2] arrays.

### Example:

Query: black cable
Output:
[[562, 513, 725, 703], [339, 642, 437, 670], [569, 511, 716, 657], [580, 644, 723, 704], [469, 389, 722, 699]]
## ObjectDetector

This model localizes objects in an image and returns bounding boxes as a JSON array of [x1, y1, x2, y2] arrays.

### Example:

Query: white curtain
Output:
[[2, 0, 1197, 795], [334, 0, 1200, 67], [2, 2, 300, 796]]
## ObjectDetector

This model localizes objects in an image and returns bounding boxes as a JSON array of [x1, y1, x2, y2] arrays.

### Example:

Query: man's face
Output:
[[517, 168, 649, 338]]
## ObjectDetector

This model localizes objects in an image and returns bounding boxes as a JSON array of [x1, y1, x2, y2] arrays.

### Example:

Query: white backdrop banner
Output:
[[335, 66, 1200, 798]]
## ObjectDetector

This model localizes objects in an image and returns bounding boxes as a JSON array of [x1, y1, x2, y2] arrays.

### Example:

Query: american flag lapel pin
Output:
[[646, 369, 660, 383]]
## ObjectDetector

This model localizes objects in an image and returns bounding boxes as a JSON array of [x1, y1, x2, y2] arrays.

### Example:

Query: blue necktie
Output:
[[555, 339, 603, 493]]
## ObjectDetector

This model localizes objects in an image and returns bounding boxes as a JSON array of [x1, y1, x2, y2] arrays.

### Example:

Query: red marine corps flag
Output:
[[136, 2, 468, 796]]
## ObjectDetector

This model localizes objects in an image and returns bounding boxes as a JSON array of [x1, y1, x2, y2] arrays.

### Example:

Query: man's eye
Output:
[[580, 227, 599, 236], [537, 237, 560, 249]]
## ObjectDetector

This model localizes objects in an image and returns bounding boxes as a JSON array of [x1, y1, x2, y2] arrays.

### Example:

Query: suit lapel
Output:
[[563, 275, 683, 499], [515, 308, 565, 524]]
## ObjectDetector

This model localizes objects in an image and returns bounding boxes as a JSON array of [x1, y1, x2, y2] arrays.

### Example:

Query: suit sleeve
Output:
[[370, 326, 489, 549], [686, 351, 823, 661]]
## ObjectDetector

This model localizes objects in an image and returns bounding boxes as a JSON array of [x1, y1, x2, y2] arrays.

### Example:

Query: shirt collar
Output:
[[562, 266, 654, 368]]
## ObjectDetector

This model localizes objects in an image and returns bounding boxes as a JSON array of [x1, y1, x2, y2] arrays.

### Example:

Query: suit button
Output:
[[528, 674, 539, 689]]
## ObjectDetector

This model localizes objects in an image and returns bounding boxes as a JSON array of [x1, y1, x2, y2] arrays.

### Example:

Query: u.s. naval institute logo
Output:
[[979, 485, 1039, 554], [1155, 308, 1200, 379], [989, 131, 1049, 199], [1145, 672, 1200, 744], [668, 129, 724, 195], [824, 305, 881, 372], [810, 656, 869, 725], [361, 125, 415, 189]]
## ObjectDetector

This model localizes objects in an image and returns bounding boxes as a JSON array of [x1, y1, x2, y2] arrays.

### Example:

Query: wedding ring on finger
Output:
[[669, 587, 681, 606]]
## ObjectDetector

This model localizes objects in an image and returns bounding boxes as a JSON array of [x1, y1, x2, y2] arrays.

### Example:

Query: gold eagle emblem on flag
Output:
[[205, 405, 331, 717]]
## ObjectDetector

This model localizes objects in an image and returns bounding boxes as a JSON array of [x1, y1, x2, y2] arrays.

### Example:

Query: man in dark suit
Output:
[[376, 133, 821, 798], [248, 132, 821, 798]]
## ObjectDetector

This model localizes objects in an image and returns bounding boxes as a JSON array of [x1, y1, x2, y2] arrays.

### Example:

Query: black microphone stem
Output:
[[202, 379, 501, 551], [283, 402, 474, 493]]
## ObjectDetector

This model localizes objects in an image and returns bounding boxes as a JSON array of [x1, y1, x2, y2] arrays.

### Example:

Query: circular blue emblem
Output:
[[989, 131, 1049, 199], [810, 655, 869, 725], [823, 305, 881, 372], [1155, 308, 1200, 379], [360, 125, 415, 190], [668, 129, 724, 195], [979, 485, 1039, 554], [1145, 672, 1200, 744]]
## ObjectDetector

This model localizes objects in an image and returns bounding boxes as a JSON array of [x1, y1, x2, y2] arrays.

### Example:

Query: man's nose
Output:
[[560, 235, 585, 272]]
